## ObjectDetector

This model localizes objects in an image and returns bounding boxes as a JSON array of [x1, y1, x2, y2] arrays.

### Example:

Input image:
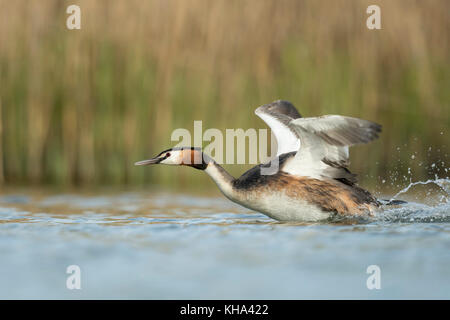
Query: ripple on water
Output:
[[0, 180, 449, 299]]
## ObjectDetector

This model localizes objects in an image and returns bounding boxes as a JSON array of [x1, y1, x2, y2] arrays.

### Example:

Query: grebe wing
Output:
[[255, 107, 300, 156], [282, 115, 381, 181], [290, 115, 381, 146]]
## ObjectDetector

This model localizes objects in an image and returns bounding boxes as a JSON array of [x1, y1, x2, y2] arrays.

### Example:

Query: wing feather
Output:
[[254, 101, 382, 184], [292, 116, 381, 146], [282, 115, 381, 182], [255, 102, 301, 157]]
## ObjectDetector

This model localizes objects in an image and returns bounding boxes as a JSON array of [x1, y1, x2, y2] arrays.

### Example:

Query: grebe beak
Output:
[[134, 157, 163, 166]]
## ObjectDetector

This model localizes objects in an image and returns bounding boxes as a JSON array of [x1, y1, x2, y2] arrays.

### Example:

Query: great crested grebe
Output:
[[136, 100, 382, 222]]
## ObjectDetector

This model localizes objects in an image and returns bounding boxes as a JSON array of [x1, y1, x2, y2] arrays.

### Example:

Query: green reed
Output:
[[0, 0, 448, 191]]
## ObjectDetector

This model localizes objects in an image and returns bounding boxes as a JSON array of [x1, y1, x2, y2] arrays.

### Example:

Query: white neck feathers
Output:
[[204, 162, 236, 200]]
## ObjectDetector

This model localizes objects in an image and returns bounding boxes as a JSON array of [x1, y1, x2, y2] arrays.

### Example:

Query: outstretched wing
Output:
[[254, 100, 302, 156], [291, 116, 381, 146], [282, 115, 382, 183]]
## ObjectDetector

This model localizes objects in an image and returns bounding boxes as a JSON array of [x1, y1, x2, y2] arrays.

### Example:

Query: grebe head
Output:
[[255, 100, 302, 119], [134, 147, 208, 170]]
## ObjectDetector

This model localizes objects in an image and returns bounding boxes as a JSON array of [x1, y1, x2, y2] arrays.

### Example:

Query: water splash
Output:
[[378, 200, 450, 223], [377, 177, 450, 223], [389, 178, 449, 203]]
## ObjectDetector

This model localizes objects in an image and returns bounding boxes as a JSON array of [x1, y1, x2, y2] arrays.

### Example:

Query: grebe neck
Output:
[[203, 160, 236, 200]]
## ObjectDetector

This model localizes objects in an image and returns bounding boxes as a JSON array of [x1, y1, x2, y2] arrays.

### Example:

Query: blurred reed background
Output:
[[0, 0, 448, 192]]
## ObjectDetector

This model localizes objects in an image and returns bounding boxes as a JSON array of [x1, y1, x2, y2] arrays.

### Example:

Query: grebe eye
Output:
[[166, 152, 171, 157]]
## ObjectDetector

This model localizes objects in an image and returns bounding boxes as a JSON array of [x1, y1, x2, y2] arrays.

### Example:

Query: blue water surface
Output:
[[0, 184, 449, 299]]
